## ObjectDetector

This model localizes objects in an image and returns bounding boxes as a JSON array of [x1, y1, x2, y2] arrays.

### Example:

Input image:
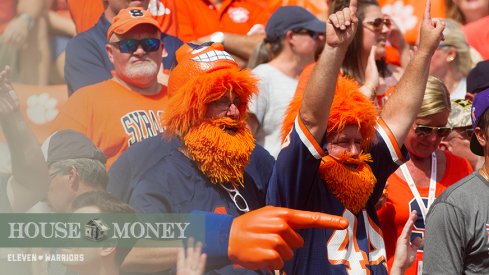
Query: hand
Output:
[[363, 45, 379, 96], [176, 238, 207, 275], [0, 66, 20, 119], [1, 16, 30, 47], [386, 15, 406, 50], [375, 183, 388, 210], [325, 0, 358, 48], [391, 210, 424, 274], [228, 206, 348, 270], [417, 0, 445, 56]]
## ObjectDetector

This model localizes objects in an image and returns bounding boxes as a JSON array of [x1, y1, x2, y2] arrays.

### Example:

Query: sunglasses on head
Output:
[[364, 18, 391, 32], [110, 38, 161, 53], [292, 28, 324, 40], [414, 124, 452, 138]]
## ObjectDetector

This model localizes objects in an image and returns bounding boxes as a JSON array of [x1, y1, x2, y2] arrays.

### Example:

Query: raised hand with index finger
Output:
[[325, 0, 358, 48], [418, 0, 445, 57]]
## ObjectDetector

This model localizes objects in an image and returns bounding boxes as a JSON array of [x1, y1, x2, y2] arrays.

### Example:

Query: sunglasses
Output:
[[220, 183, 250, 213], [110, 38, 160, 53], [292, 28, 324, 40], [364, 18, 391, 32], [414, 124, 452, 138]]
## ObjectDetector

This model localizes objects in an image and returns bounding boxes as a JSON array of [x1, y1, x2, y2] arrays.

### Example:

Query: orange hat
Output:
[[282, 64, 378, 149], [163, 43, 258, 137], [107, 7, 161, 40]]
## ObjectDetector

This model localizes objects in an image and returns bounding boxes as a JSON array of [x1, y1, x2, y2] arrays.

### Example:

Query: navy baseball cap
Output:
[[470, 88, 489, 155], [41, 130, 107, 165], [467, 60, 489, 94], [265, 6, 326, 39]]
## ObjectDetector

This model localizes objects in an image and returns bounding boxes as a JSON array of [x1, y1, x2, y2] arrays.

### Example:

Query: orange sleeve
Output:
[[175, 0, 196, 42], [66, 0, 104, 34], [0, 0, 16, 34]]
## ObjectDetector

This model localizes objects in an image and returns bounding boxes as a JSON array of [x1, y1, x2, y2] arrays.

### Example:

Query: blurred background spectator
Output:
[[247, 6, 325, 158]]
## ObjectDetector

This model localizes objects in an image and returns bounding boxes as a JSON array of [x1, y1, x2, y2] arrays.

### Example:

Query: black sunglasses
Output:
[[414, 124, 452, 138], [110, 38, 161, 53], [364, 18, 391, 32], [292, 28, 324, 40]]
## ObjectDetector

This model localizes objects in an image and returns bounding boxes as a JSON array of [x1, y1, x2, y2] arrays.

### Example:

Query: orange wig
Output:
[[281, 63, 378, 149], [163, 43, 258, 137]]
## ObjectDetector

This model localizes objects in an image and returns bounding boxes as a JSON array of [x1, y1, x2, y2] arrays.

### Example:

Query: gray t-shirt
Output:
[[423, 172, 489, 275]]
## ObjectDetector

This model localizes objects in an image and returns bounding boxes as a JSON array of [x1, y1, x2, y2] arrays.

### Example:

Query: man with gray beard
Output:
[[52, 7, 168, 168]]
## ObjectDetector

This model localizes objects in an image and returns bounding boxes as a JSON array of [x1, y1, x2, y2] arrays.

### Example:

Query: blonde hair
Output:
[[441, 19, 473, 76], [418, 76, 451, 117]]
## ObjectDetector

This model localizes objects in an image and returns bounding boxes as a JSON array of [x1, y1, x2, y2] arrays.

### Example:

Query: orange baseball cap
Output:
[[107, 7, 161, 40]]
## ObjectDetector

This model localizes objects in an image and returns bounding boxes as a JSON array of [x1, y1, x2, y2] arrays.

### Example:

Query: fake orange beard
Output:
[[319, 152, 377, 214], [183, 117, 255, 187]]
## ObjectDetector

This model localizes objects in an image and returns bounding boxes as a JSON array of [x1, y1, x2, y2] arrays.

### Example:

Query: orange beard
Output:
[[183, 117, 255, 187], [319, 152, 377, 214]]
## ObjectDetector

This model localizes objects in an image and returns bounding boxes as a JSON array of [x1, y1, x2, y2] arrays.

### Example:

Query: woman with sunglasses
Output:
[[330, 0, 406, 106], [377, 76, 473, 275]]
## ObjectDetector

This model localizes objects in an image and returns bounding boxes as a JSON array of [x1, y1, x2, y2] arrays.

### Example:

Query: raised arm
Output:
[[0, 67, 49, 212], [299, 0, 358, 143], [380, 0, 444, 145]]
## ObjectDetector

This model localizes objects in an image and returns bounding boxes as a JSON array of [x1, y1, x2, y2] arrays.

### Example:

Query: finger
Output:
[[176, 247, 185, 271], [285, 209, 349, 230], [186, 237, 195, 260], [368, 46, 377, 62], [279, 224, 305, 249], [424, 0, 431, 21], [412, 237, 424, 250], [336, 11, 346, 30], [268, 235, 294, 261], [192, 241, 203, 266], [343, 8, 352, 26], [329, 13, 340, 29], [349, 0, 358, 15], [197, 253, 207, 273], [400, 211, 416, 240]]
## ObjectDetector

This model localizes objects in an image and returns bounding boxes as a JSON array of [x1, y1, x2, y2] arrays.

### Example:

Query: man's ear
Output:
[[106, 44, 115, 64], [475, 127, 487, 149], [67, 166, 80, 191]]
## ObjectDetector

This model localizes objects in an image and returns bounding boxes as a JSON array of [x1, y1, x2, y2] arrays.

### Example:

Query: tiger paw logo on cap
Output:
[[228, 7, 249, 23]]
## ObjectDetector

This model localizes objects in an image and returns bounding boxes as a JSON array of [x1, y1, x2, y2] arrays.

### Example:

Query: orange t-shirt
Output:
[[67, 0, 177, 35], [176, 0, 271, 42], [52, 80, 168, 168], [379, 0, 446, 45], [0, 0, 16, 34], [377, 151, 473, 275]]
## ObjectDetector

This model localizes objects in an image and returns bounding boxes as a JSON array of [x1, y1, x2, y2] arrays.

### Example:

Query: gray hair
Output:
[[49, 158, 108, 190]]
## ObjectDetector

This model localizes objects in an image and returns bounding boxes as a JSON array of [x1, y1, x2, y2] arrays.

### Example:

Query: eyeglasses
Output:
[[110, 38, 161, 53], [211, 96, 244, 112], [363, 18, 391, 32], [220, 183, 250, 213], [292, 29, 324, 40], [414, 124, 452, 138]]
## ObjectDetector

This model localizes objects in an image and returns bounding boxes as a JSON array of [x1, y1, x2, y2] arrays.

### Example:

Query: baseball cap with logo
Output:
[[265, 6, 326, 39], [447, 99, 472, 128], [107, 7, 161, 40], [41, 130, 107, 165], [470, 88, 489, 155]]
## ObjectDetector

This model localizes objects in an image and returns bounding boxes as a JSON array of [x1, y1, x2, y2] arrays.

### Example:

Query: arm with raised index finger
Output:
[[380, 0, 445, 146], [299, 0, 358, 144], [0, 66, 50, 212]]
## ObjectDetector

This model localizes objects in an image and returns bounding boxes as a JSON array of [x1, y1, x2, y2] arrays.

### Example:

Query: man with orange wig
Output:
[[107, 41, 349, 274], [266, 0, 445, 274]]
